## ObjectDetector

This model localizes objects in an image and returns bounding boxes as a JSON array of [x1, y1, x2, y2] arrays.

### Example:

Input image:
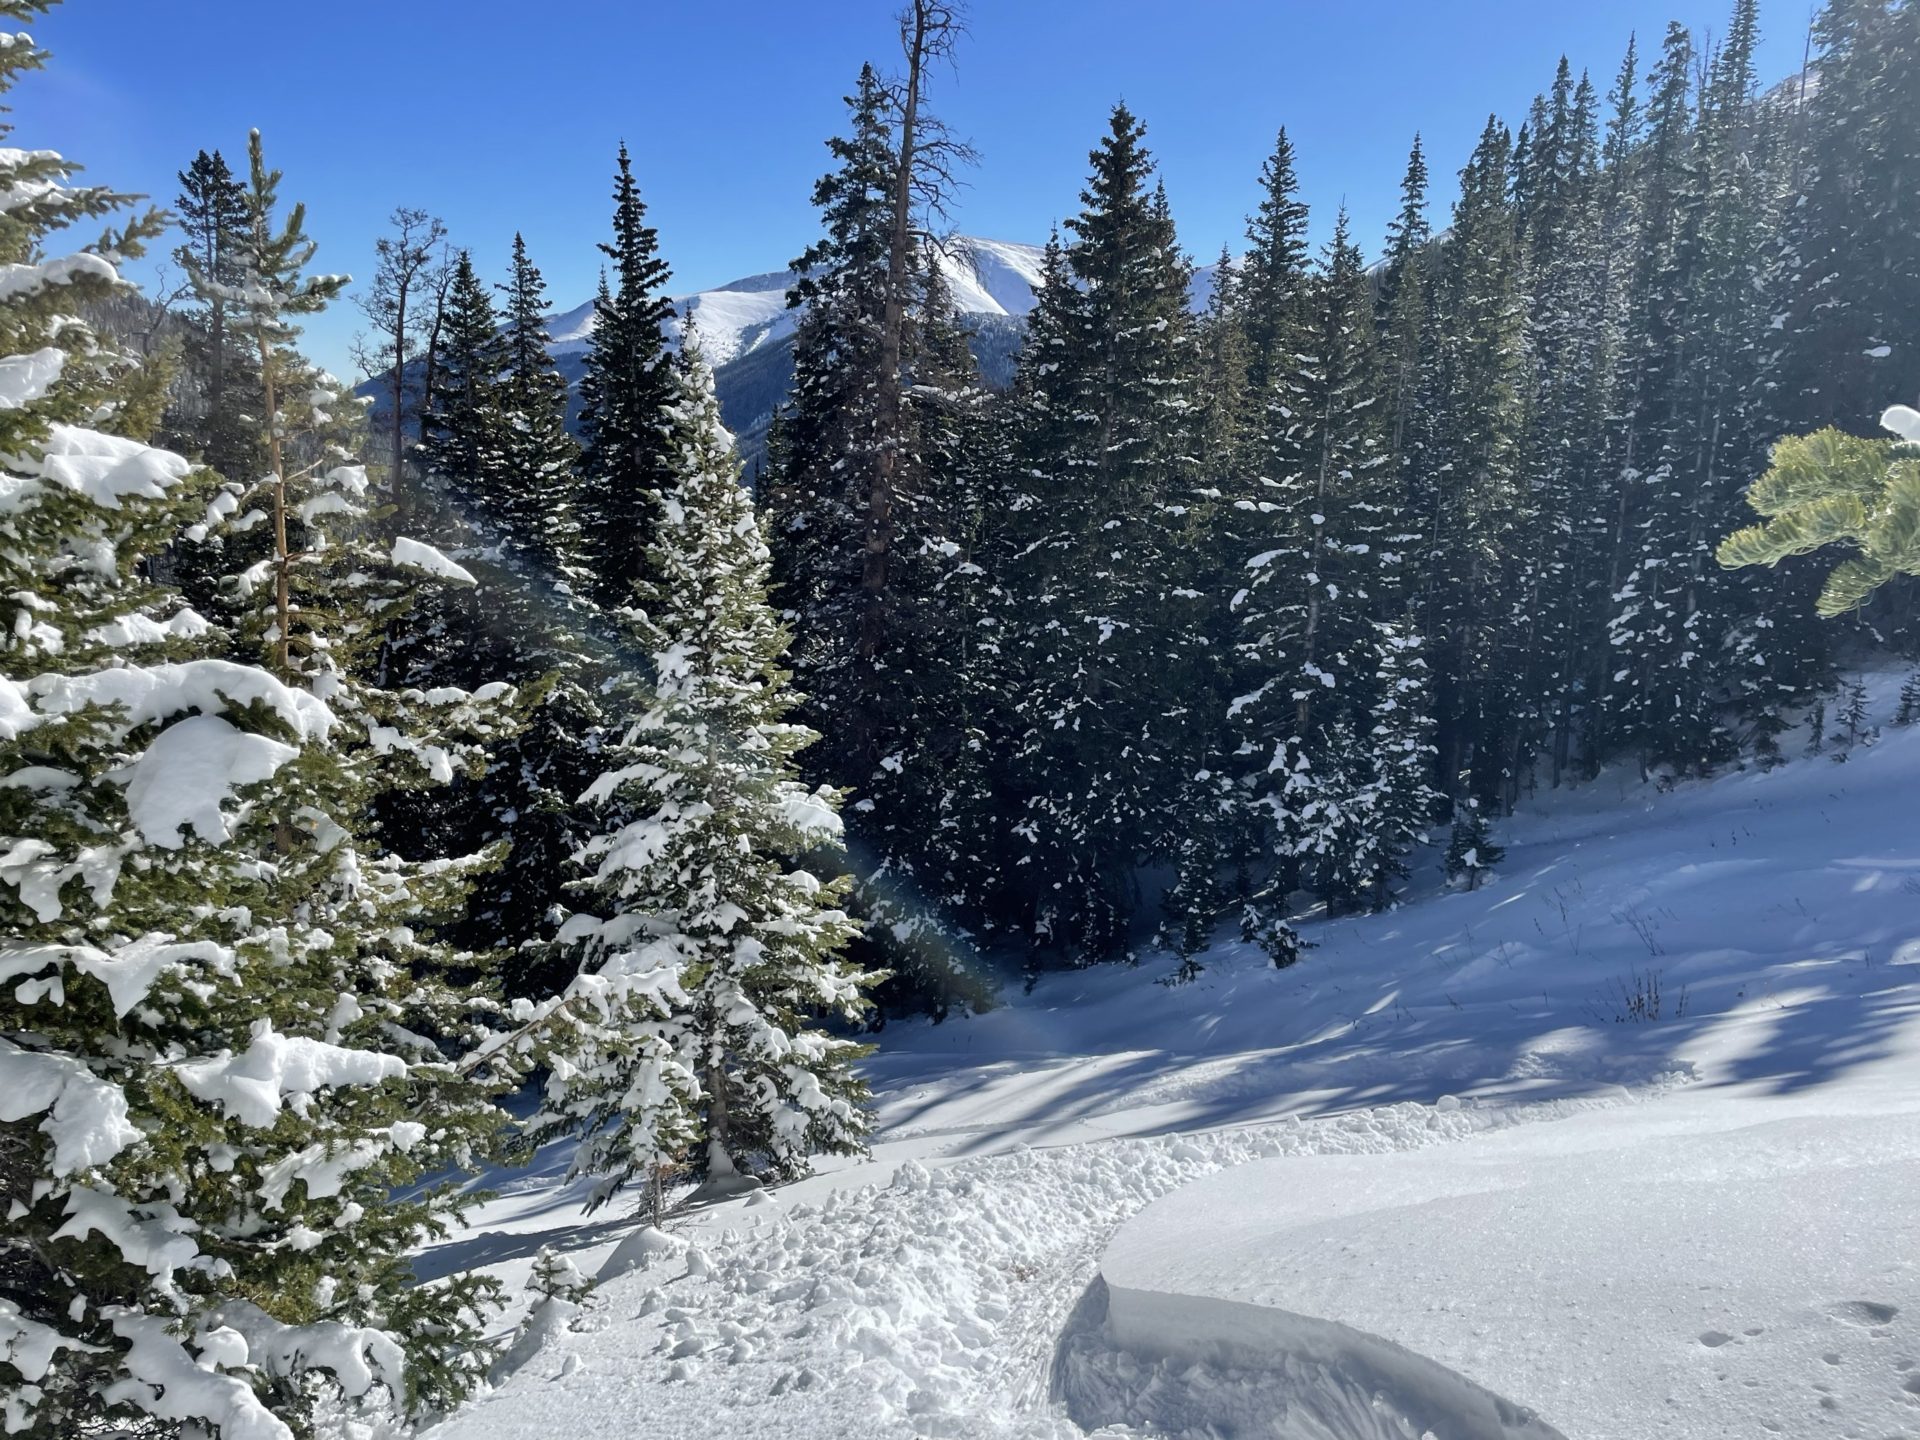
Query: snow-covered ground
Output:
[[419, 671, 1920, 1440]]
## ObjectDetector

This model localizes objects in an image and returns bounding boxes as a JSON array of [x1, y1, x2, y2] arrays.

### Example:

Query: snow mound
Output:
[[1055, 1276, 1565, 1440], [1096, 1106, 1920, 1438]]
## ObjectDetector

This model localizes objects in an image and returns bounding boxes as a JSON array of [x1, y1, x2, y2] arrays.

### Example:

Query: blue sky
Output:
[[18, 1, 1804, 380]]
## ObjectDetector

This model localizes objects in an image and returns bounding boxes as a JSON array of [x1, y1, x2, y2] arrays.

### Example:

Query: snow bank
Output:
[[1096, 1108, 1920, 1438]]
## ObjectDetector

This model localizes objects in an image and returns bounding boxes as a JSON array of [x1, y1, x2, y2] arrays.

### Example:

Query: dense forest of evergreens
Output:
[[4, 0, 1919, 1433]]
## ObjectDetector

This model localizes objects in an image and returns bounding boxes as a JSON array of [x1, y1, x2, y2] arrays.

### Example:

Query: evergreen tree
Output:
[[771, 62, 1000, 1017], [993, 104, 1203, 959], [535, 352, 871, 1192], [576, 143, 677, 607], [1445, 787, 1504, 889], [170, 148, 261, 482], [1897, 671, 1920, 726], [1412, 115, 1530, 807], [417, 248, 507, 496], [1376, 134, 1432, 479], [0, 58, 498, 1438], [495, 233, 582, 573], [1776, 0, 1920, 435]]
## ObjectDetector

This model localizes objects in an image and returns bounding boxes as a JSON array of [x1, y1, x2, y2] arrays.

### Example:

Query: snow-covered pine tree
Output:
[[1898, 672, 1920, 726], [769, 54, 1000, 1018], [0, 51, 500, 1439], [1445, 783, 1504, 890], [1375, 134, 1432, 481], [417, 247, 507, 504], [994, 105, 1203, 960], [1235, 209, 1416, 917], [536, 349, 871, 1194], [495, 232, 583, 575], [576, 143, 677, 608], [1776, 0, 1920, 436], [1607, 3, 1822, 777], [1513, 61, 1616, 785], [1411, 114, 1530, 809]]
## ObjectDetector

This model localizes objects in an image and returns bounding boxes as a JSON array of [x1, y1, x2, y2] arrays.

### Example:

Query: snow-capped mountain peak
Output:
[[544, 236, 1051, 370]]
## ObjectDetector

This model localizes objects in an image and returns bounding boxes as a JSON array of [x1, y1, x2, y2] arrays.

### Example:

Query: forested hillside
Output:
[[4, 0, 1919, 1434]]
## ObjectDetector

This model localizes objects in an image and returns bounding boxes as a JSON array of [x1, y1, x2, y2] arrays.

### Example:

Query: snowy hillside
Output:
[[417, 674, 1920, 1440]]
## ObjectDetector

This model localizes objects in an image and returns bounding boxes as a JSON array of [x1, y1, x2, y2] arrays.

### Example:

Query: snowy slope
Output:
[[418, 672, 1920, 1440]]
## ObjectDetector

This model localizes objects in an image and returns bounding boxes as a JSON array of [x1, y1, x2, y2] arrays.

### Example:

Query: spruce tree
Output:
[[1376, 134, 1432, 479], [771, 63, 999, 1017], [170, 149, 261, 483], [576, 143, 677, 608], [994, 104, 1203, 959], [1776, 0, 1920, 435], [535, 351, 871, 1192], [417, 248, 507, 496], [1412, 115, 1529, 807], [495, 233, 582, 573], [0, 52, 499, 1438]]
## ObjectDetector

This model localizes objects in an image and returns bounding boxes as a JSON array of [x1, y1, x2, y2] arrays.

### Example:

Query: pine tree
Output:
[[1777, 0, 1920, 435], [1835, 678, 1871, 750], [0, 50, 499, 1436], [417, 248, 507, 495], [1376, 134, 1432, 479], [170, 148, 261, 483], [576, 143, 677, 608], [1896, 672, 1920, 726], [1240, 127, 1311, 405], [993, 104, 1203, 959], [1412, 115, 1530, 808], [535, 351, 872, 1193], [1445, 784, 1504, 889], [496, 233, 583, 573]]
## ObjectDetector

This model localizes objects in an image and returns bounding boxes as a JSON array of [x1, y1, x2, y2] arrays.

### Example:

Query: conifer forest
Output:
[[5, 1, 1920, 1436]]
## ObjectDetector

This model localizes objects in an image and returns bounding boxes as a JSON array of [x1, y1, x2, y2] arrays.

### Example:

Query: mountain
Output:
[[534, 236, 1051, 476]]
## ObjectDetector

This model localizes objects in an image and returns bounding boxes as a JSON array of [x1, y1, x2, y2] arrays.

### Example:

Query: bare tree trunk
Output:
[[388, 277, 409, 487]]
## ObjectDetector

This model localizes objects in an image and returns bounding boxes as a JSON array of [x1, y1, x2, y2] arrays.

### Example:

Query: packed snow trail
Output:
[[422, 672, 1920, 1439]]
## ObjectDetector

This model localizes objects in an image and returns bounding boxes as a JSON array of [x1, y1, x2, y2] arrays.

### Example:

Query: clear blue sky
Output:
[[17, 1, 1806, 380]]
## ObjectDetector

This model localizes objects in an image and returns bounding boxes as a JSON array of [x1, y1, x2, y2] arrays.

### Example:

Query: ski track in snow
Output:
[[420, 670, 1920, 1439]]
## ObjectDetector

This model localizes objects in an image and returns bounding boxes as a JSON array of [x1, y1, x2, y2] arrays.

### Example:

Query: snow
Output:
[[547, 238, 1056, 372], [0, 1040, 141, 1175], [1, 937, 237, 1019], [172, 1020, 408, 1127], [0, 422, 192, 516], [0, 344, 62, 408], [105, 1313, 295, 1440], [85, 607, 213, 648], [6, 657, 334, 743], [120, 714, 299, 849], [417, 670, 1920, 1440], [392, 535, 478, 584], [1884, 404, 1920, 445]]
